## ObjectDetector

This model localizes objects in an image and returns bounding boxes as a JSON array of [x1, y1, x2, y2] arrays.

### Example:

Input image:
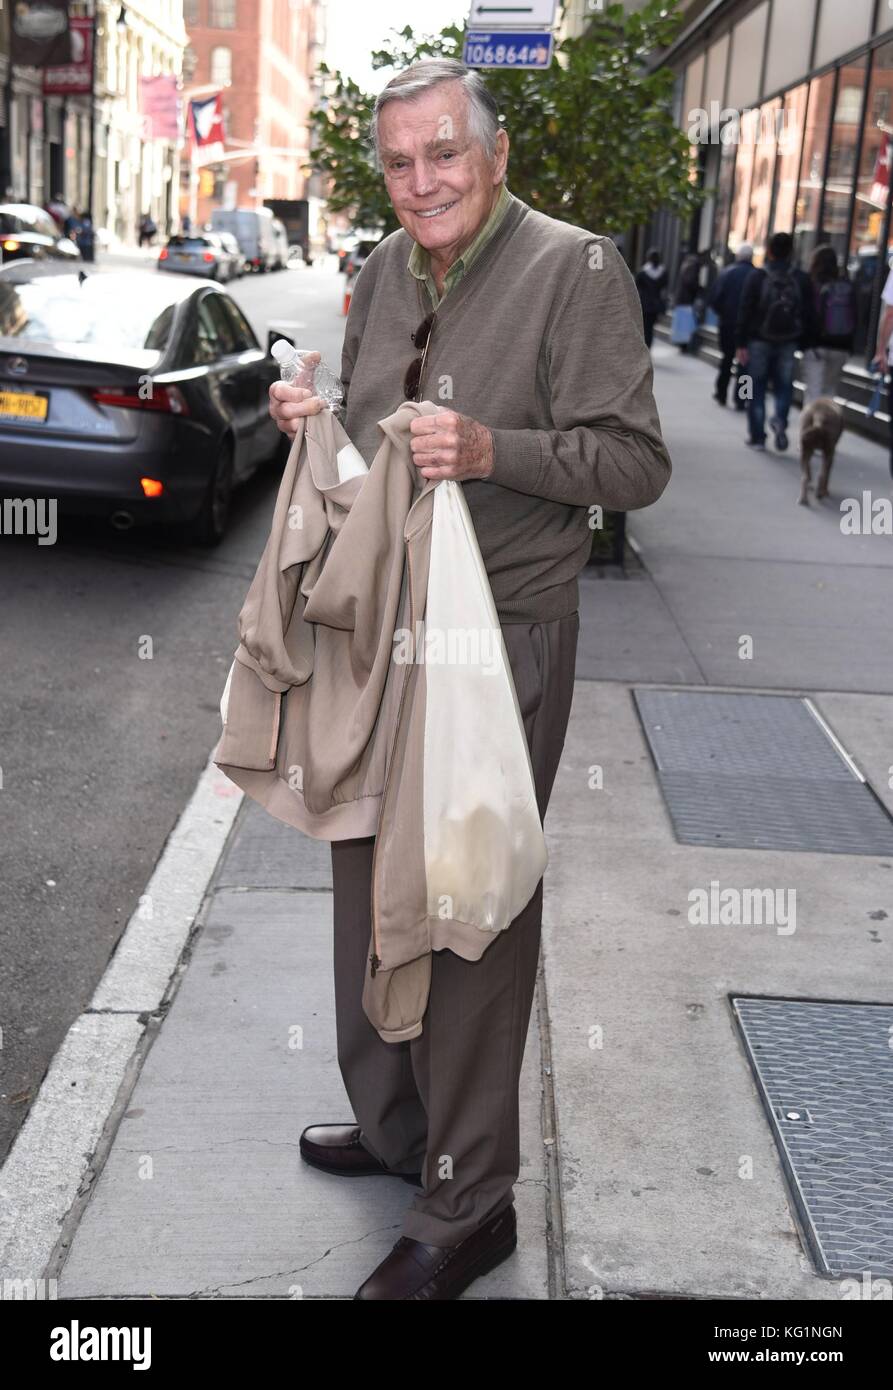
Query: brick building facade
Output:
[[182, 0, 324, 223]]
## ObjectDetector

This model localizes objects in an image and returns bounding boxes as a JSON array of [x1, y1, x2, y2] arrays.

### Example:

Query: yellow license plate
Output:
[[0, 390, 48, 421]]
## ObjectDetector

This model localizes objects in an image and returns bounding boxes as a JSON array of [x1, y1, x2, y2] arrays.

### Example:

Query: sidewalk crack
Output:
[[184, 1222, 401, 1298]]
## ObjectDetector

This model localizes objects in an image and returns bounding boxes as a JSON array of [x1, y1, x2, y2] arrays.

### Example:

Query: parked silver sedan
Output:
[[157, 232, 239, 282]]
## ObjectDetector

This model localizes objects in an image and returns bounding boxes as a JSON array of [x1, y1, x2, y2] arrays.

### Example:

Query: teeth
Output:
[[417, 202, 456, 218]]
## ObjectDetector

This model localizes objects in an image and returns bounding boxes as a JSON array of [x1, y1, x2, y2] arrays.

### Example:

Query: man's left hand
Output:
[[409, 410, 494, 482]]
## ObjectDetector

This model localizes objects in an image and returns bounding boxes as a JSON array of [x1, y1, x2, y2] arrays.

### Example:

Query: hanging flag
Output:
[[189, 93, 225, 148], [43, 15, 92, 95]]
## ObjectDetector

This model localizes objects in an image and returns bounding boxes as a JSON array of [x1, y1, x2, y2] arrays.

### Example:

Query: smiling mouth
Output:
[[415, 200, 458, 219]]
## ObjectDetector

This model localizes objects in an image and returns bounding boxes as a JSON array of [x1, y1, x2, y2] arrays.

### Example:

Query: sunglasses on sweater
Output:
[[404, 311, 436, 402]]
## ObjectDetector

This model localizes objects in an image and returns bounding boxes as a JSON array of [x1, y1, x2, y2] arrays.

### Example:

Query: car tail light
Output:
[[159, 246, 169, 260], [92, 384, 189, 415], [140, 478, 164, 498], [2, 239, 20, 252], [203, 251, 215, 263]]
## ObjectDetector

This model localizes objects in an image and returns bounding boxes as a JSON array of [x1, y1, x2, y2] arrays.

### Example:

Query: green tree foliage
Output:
[[308, 0, 704, 237]]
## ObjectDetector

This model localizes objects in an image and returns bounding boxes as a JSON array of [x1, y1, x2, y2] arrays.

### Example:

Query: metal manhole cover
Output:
[[634, 690, 893, 855], [733, 997, 893, 1278]]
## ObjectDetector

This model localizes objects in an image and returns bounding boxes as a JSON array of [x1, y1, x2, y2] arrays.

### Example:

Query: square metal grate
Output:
[[733, 997, 893, 1278], [634, 689, 893, 855]]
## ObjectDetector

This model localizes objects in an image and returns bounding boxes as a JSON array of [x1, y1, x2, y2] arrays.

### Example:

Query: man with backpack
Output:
[[735, 231, 817, 451]]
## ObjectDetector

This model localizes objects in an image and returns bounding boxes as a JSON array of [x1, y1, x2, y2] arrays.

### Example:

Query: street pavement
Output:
[[2, 327, 892, 1300], [0, 255, 346, 1167]]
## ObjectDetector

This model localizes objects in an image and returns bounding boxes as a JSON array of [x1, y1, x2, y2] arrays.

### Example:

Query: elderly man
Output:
[[268, 57, 671, 1300]]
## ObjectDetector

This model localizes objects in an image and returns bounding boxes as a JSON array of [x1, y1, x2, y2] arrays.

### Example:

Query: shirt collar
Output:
[[407, 183, 512, 299]]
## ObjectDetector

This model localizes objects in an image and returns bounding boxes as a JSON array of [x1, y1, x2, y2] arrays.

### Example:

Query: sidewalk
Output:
[[3, 342, 892, 1299]]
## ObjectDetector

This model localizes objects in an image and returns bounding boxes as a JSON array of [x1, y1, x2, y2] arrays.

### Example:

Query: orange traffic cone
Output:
[[343, 270, 357, 316]]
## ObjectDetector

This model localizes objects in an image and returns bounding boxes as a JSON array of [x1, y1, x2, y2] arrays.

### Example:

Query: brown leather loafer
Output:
[[353, 1204, 517, 1300], [299, 1123, 423, 1187]]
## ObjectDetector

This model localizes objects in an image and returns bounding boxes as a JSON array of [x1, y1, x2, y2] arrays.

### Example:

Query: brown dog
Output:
[[798, 396, 843, 506]]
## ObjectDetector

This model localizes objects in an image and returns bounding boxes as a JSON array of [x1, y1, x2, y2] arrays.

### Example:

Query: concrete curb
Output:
[[0, 754, 242, 1285]]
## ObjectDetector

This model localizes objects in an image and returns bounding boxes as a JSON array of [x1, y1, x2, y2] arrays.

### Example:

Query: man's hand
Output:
[[408, 409, 494, 482], [735, 347, 749, 367], [268, 350, 324, 438]]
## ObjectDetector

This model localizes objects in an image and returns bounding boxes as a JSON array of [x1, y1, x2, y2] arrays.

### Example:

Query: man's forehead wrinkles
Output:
[[380, 135, 469, 159]]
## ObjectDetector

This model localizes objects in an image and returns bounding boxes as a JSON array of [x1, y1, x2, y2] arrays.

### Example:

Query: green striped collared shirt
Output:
[[407, 182, 512, 308]]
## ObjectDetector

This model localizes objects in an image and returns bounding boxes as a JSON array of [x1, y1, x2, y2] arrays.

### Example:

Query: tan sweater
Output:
[[342, 190, 672, 623]]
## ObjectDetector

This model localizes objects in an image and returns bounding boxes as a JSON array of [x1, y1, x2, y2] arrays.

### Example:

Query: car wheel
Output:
[[187, 439, 234, 546]]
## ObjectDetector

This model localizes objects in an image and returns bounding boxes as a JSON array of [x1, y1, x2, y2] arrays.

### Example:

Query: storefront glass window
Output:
[[712, 132, 737, 263], [764, 0, 816, 98], [795, 70, 835, 266], [746, 97, 782, 262], [771, 84, 808, 239], [727, 2, 769, 111], [703, 34, 730, 114], [814, 0, 873, 70], [682, 53, 705, 135], [821, 57, 868, 262], [847, 41, 893, 353], [728, 108, 759, 257]]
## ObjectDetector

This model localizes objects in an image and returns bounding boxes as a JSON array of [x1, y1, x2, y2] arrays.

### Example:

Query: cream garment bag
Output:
[[421, 479, 548, 932], [218, 432, 368, 726]]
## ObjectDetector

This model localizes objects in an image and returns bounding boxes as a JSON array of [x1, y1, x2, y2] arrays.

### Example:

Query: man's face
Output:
[[377, 81, 509, 264]]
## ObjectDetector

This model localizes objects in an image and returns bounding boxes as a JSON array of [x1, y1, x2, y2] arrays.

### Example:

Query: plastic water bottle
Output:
[[270, 339, 343, 411]]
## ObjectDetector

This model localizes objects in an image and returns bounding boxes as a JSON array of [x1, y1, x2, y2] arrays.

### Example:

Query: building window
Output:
[[746, 97, 782, 263], [184, 0, 201, 22], [822, 56, 868, 261], [795, 70, 835, 266], [210, 46, 232, 86], [712, 136, 737, 261], [210, 0, 236, 27], [764, 1, 816, 98], [814, 0, 874, 71], [728, 108, 759, 255], [770, 83, 808, 241], [848, 41, 893, 353], [726, 1, 769, 111]]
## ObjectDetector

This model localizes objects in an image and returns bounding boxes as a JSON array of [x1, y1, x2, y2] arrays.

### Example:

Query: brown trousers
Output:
[[330, 611, 579, 1246]]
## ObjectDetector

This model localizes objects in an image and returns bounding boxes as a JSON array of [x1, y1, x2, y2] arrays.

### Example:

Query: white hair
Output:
[[371, 58, 502, 166]]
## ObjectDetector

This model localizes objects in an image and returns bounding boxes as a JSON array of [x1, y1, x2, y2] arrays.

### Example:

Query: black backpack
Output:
[[756, 267, 803, 343]]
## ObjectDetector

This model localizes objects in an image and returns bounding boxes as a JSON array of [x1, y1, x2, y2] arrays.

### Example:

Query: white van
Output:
[[210, 207, 276, 273]]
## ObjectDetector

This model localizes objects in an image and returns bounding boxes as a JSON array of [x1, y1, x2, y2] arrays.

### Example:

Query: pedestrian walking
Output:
[[800, 243, 856, 406], [265, 56, 672, 1301], [76, 210, 96, 263], [63, 206, 82, 241], [138, 212, 158, 247], [735, 231, 816, 451], [671, 249, 701, 352], [44, 192, 69, 231], [707, 242, 753, 408], [634, 246, 668, 348]]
